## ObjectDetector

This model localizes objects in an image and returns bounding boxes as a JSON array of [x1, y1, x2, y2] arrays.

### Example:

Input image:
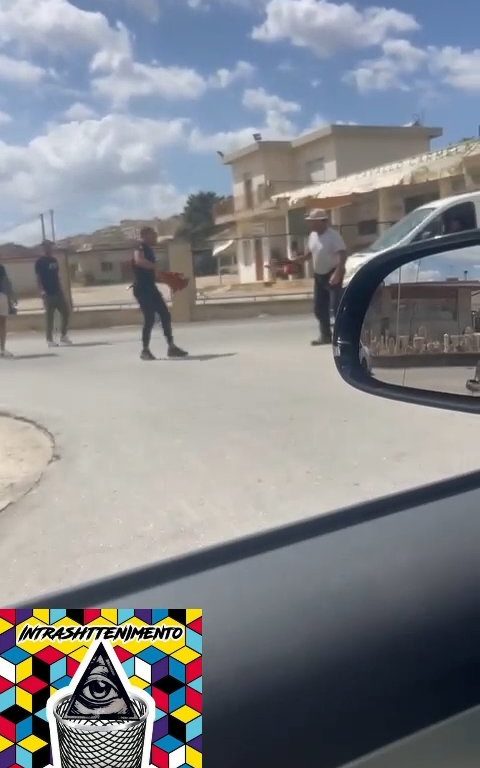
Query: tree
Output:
[[177, 191, 222, 246]]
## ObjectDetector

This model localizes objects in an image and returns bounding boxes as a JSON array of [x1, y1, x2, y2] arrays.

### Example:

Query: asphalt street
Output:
[[0, 315, 478, 604]]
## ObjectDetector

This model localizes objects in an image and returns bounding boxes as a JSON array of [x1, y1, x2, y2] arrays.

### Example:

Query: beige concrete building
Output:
[[214, 123, 442, 283], [277, 139, 480, 256], [69, 237, 172, 286]]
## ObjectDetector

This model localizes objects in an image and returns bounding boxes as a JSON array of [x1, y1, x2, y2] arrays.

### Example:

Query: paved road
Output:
[[0, 316, 478, 604]]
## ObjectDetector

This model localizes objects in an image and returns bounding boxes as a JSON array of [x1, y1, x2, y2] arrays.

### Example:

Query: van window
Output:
[[366, 207, 435, 253], [414, 201, 477, 242]]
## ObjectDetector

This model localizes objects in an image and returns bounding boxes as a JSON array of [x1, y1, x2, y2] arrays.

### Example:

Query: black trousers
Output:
[[134, 287, 173, 349], [314, 271, 342, 341], [44, 292, 69, 341]]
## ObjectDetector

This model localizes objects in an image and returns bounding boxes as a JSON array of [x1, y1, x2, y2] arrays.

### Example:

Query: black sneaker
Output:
[[141, 349, 156, 361], [466, 379, 480, 393], [168, 344, 188, 358], [311, 338, 331, 346]]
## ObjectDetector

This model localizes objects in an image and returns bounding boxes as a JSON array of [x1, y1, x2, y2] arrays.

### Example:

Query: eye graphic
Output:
[[64, 644, 137, 720], [78, 666, 120, 707], [83, 678, 117, 701]]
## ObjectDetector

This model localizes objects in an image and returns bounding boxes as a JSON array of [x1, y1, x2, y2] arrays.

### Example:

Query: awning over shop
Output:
[[274, 140, 480, 207], [298, 194, 356, 210], [213, 239, 234, 257]]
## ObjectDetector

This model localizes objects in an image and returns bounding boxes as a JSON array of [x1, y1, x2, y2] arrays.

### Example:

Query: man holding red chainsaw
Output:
[[132, 227, 188, 361]]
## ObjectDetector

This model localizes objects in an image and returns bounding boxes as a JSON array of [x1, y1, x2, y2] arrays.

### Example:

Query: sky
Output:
[[0, 0, 478, 245]]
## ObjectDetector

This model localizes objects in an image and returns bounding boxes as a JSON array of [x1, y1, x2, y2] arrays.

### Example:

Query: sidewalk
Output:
[[0, 415, 53, 512]]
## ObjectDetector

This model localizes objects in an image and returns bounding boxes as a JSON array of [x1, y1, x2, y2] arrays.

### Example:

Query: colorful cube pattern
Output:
[[0, 609, 202, 768]]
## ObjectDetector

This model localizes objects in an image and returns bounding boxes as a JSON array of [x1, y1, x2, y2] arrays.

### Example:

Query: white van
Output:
[[343, 191, 480, 286]]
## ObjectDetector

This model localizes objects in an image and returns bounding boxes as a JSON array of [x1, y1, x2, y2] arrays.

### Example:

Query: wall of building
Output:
[[70, 248, 169, 285], [334, 132, 436, 178], [3, 253, 71, 299], [263, 146, 296, 188], [235, 235, 257, 284], [292, 136, 338, 184], [231, 147, 294, 209]]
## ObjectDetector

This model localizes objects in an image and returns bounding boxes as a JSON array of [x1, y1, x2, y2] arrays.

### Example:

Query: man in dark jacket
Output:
[[132, 227, 188, 361], [35, 240, 72, 347], [0, 262, 16, 358]]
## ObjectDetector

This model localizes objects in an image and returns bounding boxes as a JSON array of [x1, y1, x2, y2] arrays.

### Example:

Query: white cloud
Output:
[[63, 102, 97, 121], [96, 183, 187, 223], [243, 86, 300, 113], [189, 104, 298, 154], [345, 39, 427, 92], [0, 0, 130, 60], [346, 40, 480, 94], [0, 218, 45, 247], [0, 111, 12, 125], [0, 114, 188, 234], [304, 113, 328, 131], [92, 56, 255, 106], [278, 60, 294, 72], [125, 0, 161, 22], [187, 0, 262, 8], [430, 46, 480, 91], [242, 86, 300, 139], [209, 60, 255, 88], [92, 58, 207, 105], [252, 0, 419, 57], [188, 126, 261, 153], [0, 52, 46, 83], [99, 0, 162, 21]]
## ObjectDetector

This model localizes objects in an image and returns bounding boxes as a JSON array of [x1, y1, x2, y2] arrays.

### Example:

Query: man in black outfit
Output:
[[132, 227, 188, 361], [35, 240, 72, 347]]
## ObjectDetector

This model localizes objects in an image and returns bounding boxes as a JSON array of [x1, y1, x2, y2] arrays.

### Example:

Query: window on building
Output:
[[244, 178, 254, 209], [357, 219, 378, 236], [101, 261, 113, 273], [306, 158, 325, 183], [242, 239, 252, 266]]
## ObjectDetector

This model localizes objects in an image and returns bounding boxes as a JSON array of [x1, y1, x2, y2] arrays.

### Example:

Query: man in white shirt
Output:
[[298, 208, 347, 345]]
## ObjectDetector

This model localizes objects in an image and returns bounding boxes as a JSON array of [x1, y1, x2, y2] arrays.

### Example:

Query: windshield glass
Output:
[[367, 207, 436, 253]]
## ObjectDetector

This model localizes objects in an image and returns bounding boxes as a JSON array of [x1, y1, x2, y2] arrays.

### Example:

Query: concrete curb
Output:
[[8, 299, 312, 334], [0, 413, 55, 513]]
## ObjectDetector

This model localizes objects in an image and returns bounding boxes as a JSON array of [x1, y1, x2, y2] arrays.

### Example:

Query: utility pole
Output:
[[49, 209, 56, 242], [39, 213, 46, 242]]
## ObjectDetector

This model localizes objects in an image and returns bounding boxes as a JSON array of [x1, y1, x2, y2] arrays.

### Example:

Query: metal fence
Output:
[[7, 219, 395, 314]]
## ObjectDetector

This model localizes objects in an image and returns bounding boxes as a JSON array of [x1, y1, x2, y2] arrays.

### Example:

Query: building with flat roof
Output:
[[214, 123, 442, 283]]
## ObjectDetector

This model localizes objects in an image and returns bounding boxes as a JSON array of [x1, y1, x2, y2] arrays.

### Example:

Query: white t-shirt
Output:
[[308, 228, 346, 275]]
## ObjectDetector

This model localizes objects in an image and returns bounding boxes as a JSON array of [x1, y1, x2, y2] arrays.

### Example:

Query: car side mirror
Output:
[[334, 230, 480, 413]]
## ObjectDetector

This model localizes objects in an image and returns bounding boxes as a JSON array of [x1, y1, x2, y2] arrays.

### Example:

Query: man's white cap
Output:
[[305, 208, 329, 220]]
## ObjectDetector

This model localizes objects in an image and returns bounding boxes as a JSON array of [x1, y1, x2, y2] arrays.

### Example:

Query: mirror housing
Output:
[[334, 230, 480, 414]]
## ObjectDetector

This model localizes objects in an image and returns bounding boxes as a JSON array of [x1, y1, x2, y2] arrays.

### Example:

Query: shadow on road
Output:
[[164, 353, 238, 362], [8, 354, 58, 360], [63, 342, 113, 348]]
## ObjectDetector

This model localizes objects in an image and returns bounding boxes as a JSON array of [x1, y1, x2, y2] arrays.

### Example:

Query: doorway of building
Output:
[[254, 239, 264, 281]]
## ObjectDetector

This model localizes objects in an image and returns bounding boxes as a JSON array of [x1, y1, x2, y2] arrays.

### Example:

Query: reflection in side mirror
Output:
[[361, 244, 480, 397]]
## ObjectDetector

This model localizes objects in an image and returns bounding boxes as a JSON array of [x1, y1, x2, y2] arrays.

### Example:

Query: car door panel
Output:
[[23, 470, 480, 767]]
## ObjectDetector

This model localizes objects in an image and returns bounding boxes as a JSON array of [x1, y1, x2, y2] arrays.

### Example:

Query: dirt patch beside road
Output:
[[0, 415, 53, 511]]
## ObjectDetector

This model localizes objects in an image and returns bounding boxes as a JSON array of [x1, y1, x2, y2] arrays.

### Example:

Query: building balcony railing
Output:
[[214, 197, 235, 220], [214, 181, 302, 223]]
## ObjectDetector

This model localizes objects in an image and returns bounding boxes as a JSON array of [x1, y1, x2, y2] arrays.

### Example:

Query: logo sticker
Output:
[[0, 609, 203, 768]]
